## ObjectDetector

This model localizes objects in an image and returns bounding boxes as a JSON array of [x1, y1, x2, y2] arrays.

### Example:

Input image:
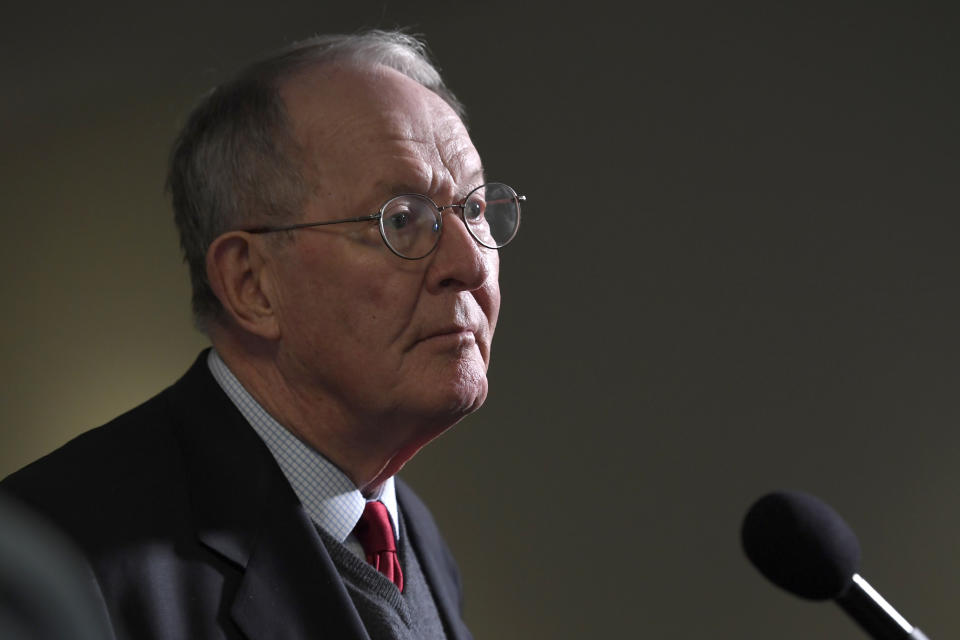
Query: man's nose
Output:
[[424, 209, 492, 293]]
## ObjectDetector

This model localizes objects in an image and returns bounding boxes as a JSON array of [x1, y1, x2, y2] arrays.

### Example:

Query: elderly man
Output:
[[1, 31, 521, 640]]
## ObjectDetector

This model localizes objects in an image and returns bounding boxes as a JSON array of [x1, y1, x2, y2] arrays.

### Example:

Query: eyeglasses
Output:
[[243, 182, 524, 260]]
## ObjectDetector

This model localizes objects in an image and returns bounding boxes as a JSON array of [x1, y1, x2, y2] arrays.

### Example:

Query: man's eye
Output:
[[465, 200, 485, 221], [388, 212, 409, 229]]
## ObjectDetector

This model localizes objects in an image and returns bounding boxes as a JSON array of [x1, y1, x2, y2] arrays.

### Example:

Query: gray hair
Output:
[[167, 30, 465, 332]]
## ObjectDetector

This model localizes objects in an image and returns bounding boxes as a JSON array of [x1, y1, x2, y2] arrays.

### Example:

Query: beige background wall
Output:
[[2, 2, 958, 638]]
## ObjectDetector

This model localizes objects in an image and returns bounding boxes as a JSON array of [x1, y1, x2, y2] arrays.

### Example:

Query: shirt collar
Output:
[[206, 349, 399, 542]]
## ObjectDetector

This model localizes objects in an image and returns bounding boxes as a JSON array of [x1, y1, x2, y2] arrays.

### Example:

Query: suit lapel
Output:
[[229, 489, 369, 640], [167, 353, 369, 640]]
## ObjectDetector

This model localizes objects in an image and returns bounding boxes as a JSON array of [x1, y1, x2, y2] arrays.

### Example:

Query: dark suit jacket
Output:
[[2, 351, 473, 640]]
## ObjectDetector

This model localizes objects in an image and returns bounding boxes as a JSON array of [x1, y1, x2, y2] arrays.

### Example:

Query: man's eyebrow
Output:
[[453, 168, 488, 197], [372, 171, 487, 201], [373, 181, 427, 196], [468, 168, 487, 189]]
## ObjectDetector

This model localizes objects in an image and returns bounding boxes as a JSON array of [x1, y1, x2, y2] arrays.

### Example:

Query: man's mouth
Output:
[[413, 325, 479, 350]]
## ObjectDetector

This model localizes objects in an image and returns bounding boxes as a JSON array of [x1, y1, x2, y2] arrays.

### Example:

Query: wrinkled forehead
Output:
[[279, 63, 481, 196]]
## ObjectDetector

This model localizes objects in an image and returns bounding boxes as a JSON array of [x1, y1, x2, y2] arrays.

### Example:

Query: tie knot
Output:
[[354, 500, 396, 555]]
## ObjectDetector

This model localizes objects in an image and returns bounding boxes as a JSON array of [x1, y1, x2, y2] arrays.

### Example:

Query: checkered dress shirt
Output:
[[206, 349, 399, 555]]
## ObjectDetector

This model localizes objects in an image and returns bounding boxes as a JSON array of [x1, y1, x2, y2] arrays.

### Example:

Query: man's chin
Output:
[[414, 374, 489, 430], [429, 378, 488, 422], [386, 384, 484, 469], [449, 364, 490, 412]]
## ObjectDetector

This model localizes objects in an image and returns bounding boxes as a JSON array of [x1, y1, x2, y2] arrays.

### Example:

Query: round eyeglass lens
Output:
[[379, 194, 442, 259], [463, 183, 521, 249]]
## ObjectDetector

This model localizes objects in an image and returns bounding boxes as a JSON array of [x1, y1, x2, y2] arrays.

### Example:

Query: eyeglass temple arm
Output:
[[484, 195, 526, 206], [244, 213, 381, 234]]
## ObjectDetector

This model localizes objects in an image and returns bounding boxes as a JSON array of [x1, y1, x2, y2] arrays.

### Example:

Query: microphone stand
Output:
[[837, 574, 930, 640]]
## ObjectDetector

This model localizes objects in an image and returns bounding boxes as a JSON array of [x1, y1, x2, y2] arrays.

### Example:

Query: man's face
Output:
[[266, 64, 500, 461]]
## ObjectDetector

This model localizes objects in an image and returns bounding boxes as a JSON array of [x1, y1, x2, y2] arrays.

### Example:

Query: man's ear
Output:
[[205, 232, 281, 340]]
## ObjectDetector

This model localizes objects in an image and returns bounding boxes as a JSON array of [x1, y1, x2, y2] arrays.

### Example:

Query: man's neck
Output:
[[209, 332, 397, 495]]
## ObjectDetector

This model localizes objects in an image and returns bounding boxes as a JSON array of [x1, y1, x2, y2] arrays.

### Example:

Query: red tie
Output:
[[353, 501, 404, 592]]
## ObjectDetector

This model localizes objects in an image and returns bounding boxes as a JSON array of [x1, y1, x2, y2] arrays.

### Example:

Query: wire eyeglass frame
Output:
[[242, 182, 524, 260]]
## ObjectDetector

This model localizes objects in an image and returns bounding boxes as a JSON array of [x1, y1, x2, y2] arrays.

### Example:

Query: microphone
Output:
[[741, 490, 931, 640]]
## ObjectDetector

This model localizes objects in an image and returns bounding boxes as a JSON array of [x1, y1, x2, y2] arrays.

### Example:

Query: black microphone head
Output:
[[741, 490, 861, 600]]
